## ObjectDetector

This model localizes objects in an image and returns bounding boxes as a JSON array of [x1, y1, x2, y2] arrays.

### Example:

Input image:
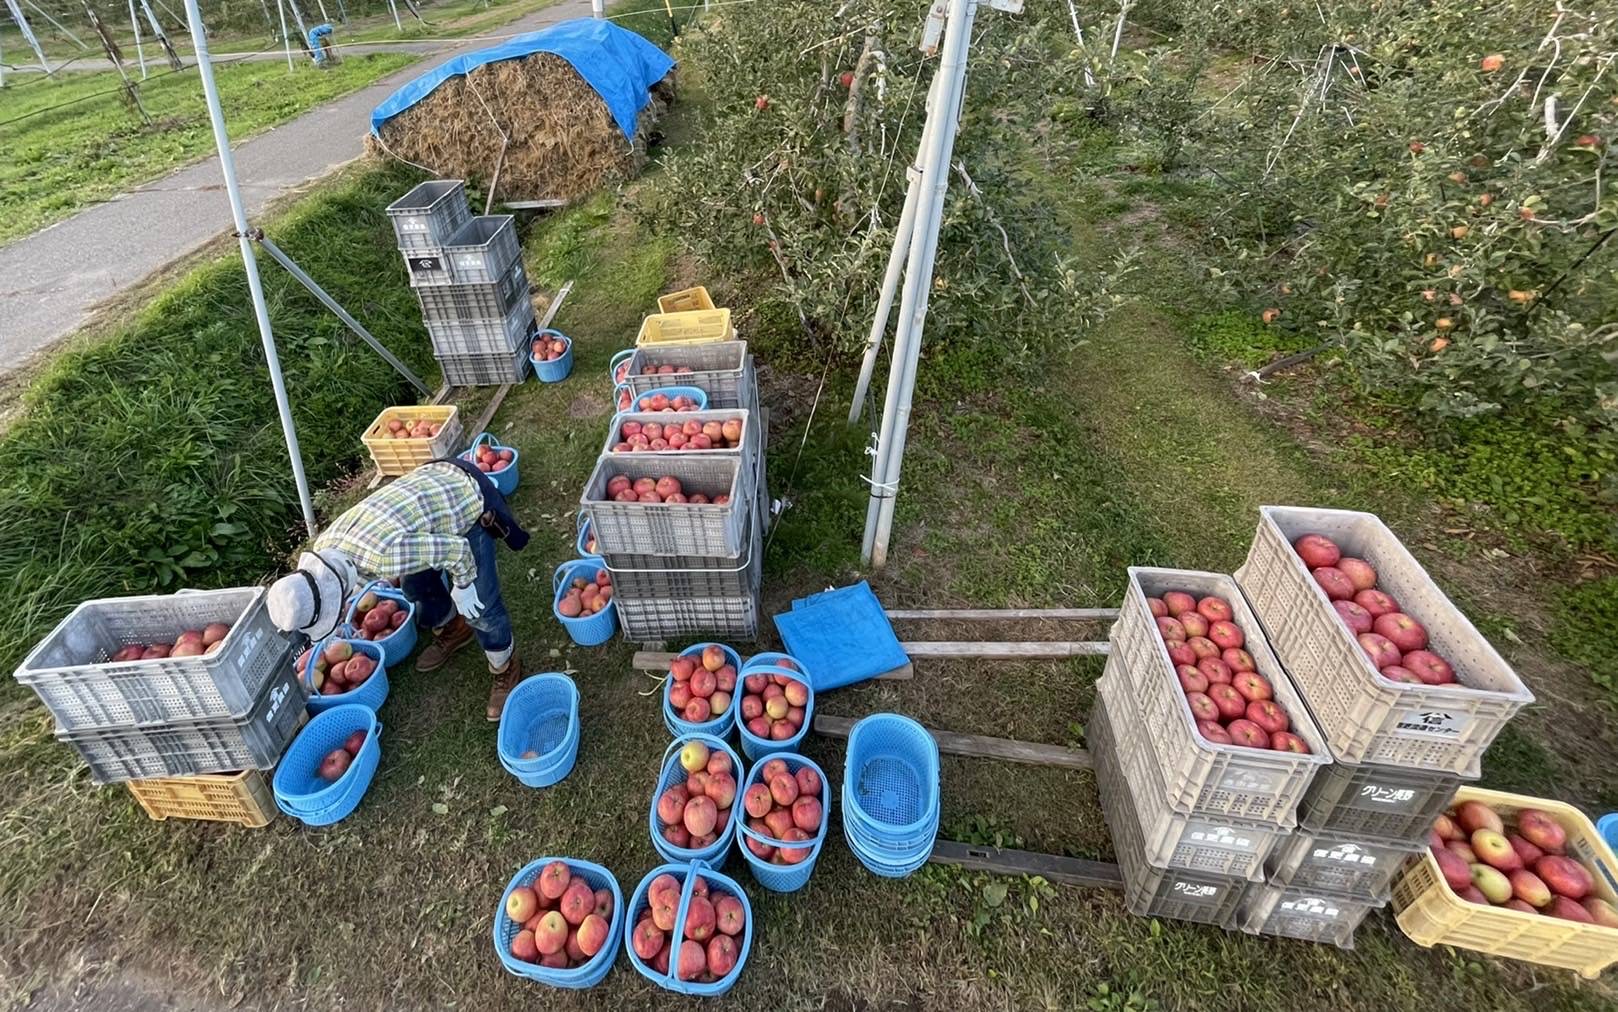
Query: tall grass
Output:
[[0, 162, 434, 675]]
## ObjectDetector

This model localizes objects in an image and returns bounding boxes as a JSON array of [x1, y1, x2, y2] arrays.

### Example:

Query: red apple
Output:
[[1433, 814, 1464, 841], [1177, 612, 1210, 639], [715, 894, 745, 936], [1354, 588, 1400, 617], [1245, 699, 1289, 734], [1312, 566, 1356, 601], [1207, 683, 1246, 720], [706, 933, 739, 977], [1508, 833, 1545, 866], [1207, 621, 1244, 650], [1432, 845, 1474, 893], [1186, 691, 1220, 722], [1472, 829, 1522, 872], [1535, 855, 1592, 899], [1196, 720, 1233, 745], [1226, 719, 1269, 748], [1232, 670, 1272, 702], [1457, 800, 1504, 836], [1155, 616, 1186, 641], [1336, 557, 1378, 591], [1447, 840, 1478, 864], [1332, 599, 1374, 634], [795, 766, 822, 798], [1270, 731, 1309, 753], [1196, 596, 1234, 622], [1147, 597, 1168, 617], [538, 861, 572, 900], [510, 929, 540, 963], [1196, 657, 1232, 685], [1402, 650, 1456, 685], [1220, 647, 1256, 673], [1508, 868, 1552, 908], [1165, 640, 1197, 666], [1163, 591, 1197, 616], [743, 783, 772, 819], [1373, 612, 1428, 652], [1293, 534, 1341, 568], [1516, 809, 1568, 854], [1177, 665, 1209, 693], [1581, 897, 1618, 928], [1357, 632, 1402, 669], [1186, 637, 1220, 661], [1547, 895, 1595, 923]]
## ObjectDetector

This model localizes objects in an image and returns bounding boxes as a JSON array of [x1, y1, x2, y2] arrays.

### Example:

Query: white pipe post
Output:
[[862, 0, 975, 565], [129, 0, 147, 78], [181, 0, 319, 538], [848, 71, 944, 425], [591, 0, 604, 16], [5, 0, 51, 73], [1066, 0, 1096, 88], [1, 28, 6, 87], [386, 0, 400, 30], [277, 0, 292, 69], [25, 0, 88, 49]]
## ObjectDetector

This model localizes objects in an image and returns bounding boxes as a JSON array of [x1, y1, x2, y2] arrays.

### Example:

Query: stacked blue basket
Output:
[[576, 518, 600, 558], [302, 637, 389, 714], [531, 328, 574, 383], [649, 732, 745, 865], [553, 558, 618, 646], [735, 753, 830, 892], [840, 714, 940, 878], [342, 580, 417, 667], [631, 385, 708, 412], [461, 431, 520, 495], [735, 663, 813, 761], [493, 857, 622, 989], [272, 704, 382, 826], [624, 861, 753, 997], [609, 348, 634, 386], [663, 643, 741, 738], [497, 674, 581, 788]]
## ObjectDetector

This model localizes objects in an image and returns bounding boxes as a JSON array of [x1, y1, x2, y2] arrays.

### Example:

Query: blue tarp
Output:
[[774, 582, 910, 692], [370, 18, 675, 142]]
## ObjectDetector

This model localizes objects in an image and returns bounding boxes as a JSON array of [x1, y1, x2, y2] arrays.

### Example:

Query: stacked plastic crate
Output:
[[386, 180, 536, 387], [584, 300, 766, 642], [10, 588, 303, 792]]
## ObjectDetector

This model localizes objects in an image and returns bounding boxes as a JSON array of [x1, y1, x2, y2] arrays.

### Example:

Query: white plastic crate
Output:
[[1297, 759, 1468, 845], [415, 258, 529, 320], [423, 300, 535, 358], [432, 214, 521, 286], [437, 343, 530, 387], [1264, 828, 1420, 902], [1235, 505, 1533, 774], [606, 502, 762, 601]]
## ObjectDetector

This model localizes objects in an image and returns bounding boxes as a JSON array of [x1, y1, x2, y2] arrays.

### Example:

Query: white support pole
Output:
[[591, 0, 604, 16], [386, 0, 401, 30], [848, 70, 945, 425], [5, 0, 51, 73], [24, 0, 89, 49], [129, 0, 147, 78], [181, 0, 319, 538], [862, 0, 975, 565], [1066, 0, 1096, 89], [1, 27, 6, 86], [277, 0, 293, 69]]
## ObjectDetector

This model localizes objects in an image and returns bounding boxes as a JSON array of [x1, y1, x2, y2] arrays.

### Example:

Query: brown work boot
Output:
[[487, 650, 523, 722], [416, 616, 474, 672]]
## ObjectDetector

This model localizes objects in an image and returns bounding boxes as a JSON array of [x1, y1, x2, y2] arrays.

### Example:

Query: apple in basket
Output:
[[386, 418, 440, 440], [740, 672, 809, 742], [634, 874, 747, 980], [532, 335, 568, 362], [317, 748, 351, 782], [670, 650, 736, 724], [558, 570, 613, 618], [469, 442, 514, 474], [743, 757, 823, 866]]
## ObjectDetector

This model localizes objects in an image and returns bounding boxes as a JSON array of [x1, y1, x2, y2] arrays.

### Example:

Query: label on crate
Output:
[[1216, 768, 1280, 794], [1186, 823, 1264, 852], [262, 678, 294, 726], [407, 255, 445, 274], [1170, 879, 1230, 902], [1310, 843, 1379, 867], [1279, 895, 1344, 919], [1356, 784, 1420, 809], [1393, 707, 1472, 740]]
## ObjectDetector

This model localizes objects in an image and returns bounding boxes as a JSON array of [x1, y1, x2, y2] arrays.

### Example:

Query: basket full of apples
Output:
[[342, 581, 416, 667], [552, 559, 617, 647], [736, 754, 829, 892], [1116, 566, 1330, 826], [494, 858, 623, 989], [530, 328, 574, 383], [298, 637, 387, 714], [459, 431, 519, 495], [1393, 787, 1618, 979], [1235, 506, 1533, 774], [735, 662, 812, 761], [650, 734, 745, 865], [664, 643, 740, 738], [272, 703, 381, 826], [625, 862, 752, 996]]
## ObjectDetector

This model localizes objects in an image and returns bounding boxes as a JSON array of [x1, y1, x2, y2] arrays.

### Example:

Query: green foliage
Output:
[[1552, 576, 1618, 690], [1089, 982, 1161, 1012], [0, 163, 433, 674], [1187, 309, 1311, 367]]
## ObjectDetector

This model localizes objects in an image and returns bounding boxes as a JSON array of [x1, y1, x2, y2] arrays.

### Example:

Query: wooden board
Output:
[[630, 651, 914, 682], [813, 715, 1092, 771], [928, 840, 1122, 890], [885, 608, 1118, 621]]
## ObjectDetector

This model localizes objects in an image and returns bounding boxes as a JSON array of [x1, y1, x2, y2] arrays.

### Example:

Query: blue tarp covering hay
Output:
[[368, 18, 676, 202]]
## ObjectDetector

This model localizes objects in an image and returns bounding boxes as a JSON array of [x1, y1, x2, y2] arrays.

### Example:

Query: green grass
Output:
[[0, 53, 415, 244]]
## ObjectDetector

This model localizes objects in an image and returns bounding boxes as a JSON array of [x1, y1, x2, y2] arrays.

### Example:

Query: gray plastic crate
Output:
[[615, 588, 760, 643], [1094, 675, 1286, 881], [606, 503, 762, 600], [625, 341, 755, 409], [386, 179, 470, 252], [1235, 882, 1378, 949], [582, 453, 752, 557], [58, 659, 305, 784], [601, 407, 759, 471], [14, 587, 293, 729], [1093, 693, 1247, 927], [437, 343, 531, 387], [440, 215, 521, 285], [424, 301, 536, 358], [415, 259, 529, 320], [1297, 759, 1467, 845], [1265, 828, 1420, 902]]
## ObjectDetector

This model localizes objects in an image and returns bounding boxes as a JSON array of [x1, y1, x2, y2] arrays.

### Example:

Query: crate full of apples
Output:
[[1392, 787, 1618, 978], [624, 340, 754, 411], [1113, 567, 1330, 826], [604, 409, 751, 458], [361, 406, 463, 477], [1234, 506, 1533, 775], [581, 454, 748, 557]]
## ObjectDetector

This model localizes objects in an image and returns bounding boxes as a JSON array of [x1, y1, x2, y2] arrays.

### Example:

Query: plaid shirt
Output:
[[314, 463, 486, 586]]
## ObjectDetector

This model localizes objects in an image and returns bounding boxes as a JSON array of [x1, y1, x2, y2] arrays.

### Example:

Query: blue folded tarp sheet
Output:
[[774, 582, 909, 692], [370, 17, 675, 142]]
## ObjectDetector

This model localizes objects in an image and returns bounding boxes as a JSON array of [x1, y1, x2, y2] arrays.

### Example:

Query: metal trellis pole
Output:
[[277, 0, 293, 69], [24, 0, 88, 49], [129, 0, 147, 78], [181, 0, 319, 538], [4, 0, 52, 73]]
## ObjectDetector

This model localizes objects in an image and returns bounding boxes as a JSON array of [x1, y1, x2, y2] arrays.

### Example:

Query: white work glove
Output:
[[450, 581, 485, 620]]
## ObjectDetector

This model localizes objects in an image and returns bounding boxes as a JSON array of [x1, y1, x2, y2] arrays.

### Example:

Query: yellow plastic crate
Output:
[[1390, 785, 1618, 979], [126, 769, 275, 828], [635, 309, 734, 348], [361, 405, 464, 477], [656, 286, 716, 314]]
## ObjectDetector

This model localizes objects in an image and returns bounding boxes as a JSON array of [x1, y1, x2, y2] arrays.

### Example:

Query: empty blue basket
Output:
[[735, 753, 830, 892], [624, 860, 753, 997], [497, 674, 581, 788], [840, 713, 940, 877], [649, 732, 745, 865], [273, 703, 382, 826], [493, 857, 623, 989]]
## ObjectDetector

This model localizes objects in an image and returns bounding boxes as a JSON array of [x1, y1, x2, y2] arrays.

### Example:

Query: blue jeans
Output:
[[401, 522, 513, 653]]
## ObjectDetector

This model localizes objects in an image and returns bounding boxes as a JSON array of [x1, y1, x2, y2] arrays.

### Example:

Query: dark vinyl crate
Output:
[[1297, 759, 1468, 845], [624, 341, 755, 409], [437, 343, 531, 387], [606, 503, 762, 600], [58, 660, 305, 784], [1264, 829, 1420, 902], [415, 259, 529, 321], [1093, 685, 1247, 927], [581, 453, 752, 557], [14, 587, 294, 729], [386, 179, 470, 252], [1235, 882, 1379, 949], [424, 300, 536, 358]]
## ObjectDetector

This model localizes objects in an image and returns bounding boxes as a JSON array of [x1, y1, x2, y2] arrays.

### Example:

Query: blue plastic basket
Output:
[[842, 816, 938, 878], [735, 753, 830, 892], [663, 643, 741, 738], [841, 715, 944, 848], [735, 664, 813, 761], [497, 674, 581, 788], [461, 431, 520, 495], [613, 383, 634, 413], [576, 518, 600, 558], [272, 704, 382, 826], [740, 652, 812, 679], [610, 348, 635, 386], [631, 385, 709, 413], [624, 861, 752, 996], [649, 732, 745, 865], [342, 580, 418, 668], [493, 857, 623, 989], [302, 638, 389, 714], [532, 329, 575, 383], [553, 558, 618, 647]]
